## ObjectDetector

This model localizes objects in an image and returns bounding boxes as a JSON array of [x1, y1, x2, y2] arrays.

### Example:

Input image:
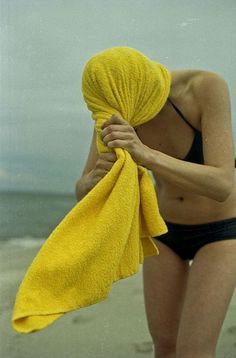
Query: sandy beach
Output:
[[0, 237, 235, 358]]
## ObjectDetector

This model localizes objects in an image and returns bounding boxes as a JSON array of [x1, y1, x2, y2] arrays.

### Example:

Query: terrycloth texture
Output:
[[12, 46, 171, 334]]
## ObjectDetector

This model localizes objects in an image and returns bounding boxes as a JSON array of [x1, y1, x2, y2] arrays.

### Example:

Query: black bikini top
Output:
[[167, 98, 204, 164]]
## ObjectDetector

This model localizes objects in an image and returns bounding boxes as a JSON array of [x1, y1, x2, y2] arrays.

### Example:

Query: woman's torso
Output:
[[136, 69, 236, 224]]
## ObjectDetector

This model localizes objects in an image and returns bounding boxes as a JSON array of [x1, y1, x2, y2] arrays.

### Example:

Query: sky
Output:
[[0, 0, 236, 194]]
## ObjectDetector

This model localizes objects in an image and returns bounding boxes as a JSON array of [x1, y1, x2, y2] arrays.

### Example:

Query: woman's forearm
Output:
[[75, 173, 92, 202], [145, 148, 233, 202]]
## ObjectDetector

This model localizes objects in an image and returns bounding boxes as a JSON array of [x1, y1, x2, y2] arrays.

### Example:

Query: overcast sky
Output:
[[0, 0, 236, 194]]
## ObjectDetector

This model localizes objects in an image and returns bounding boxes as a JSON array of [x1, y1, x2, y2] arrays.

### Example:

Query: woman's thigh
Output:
[[176, 238, 236, 356], [142, 239, 189, 350]]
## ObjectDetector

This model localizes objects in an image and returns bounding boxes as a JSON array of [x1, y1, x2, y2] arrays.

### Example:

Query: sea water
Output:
[[0, 191, 77, 240]]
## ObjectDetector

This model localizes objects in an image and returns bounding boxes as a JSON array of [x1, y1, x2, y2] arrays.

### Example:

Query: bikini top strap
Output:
[[167, 98, 197, 131]]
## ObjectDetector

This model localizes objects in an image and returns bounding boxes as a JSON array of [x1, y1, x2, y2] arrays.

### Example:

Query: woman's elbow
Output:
[[216, 176, 235, 202]]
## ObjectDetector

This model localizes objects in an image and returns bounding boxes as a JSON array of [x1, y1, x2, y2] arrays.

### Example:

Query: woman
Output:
[[75, 67, 236, 358]]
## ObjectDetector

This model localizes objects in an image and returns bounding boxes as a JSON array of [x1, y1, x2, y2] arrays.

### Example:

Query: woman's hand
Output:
[[87, 152, 117, 189], [101, 114, 150, 166]]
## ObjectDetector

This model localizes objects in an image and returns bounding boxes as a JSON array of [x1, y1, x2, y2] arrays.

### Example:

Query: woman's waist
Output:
[[156, 187, 236, 225]]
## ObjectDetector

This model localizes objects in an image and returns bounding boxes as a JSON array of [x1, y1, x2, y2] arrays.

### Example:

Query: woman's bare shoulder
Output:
[[172, 68, 227, 88], [191, 69, 228, 92]]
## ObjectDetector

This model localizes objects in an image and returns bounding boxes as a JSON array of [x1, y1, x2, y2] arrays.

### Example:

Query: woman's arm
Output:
[[144, 73, 235, 202], [145, 149, 233, 202], [75, 173, 93, 202]]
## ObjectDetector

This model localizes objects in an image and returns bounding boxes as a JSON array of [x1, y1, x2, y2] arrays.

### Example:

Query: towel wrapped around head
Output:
[[12, 46, 170, 334], [82, 46, 171, 153]]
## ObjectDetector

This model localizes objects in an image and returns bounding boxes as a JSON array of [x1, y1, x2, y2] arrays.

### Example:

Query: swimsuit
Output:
[[153, 98, 236, 260], [154, 218, 236, 260], [167, 98, 204, 164]]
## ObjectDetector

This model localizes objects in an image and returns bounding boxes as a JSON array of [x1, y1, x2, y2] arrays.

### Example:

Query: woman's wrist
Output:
[[142, 146, 159, 170]]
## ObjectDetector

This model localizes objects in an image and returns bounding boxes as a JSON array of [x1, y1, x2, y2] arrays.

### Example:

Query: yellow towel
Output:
[[12, 46, 170, 334]]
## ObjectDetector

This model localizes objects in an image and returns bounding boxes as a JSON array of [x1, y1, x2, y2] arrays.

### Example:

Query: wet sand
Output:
[[0, 238, 235, 358]]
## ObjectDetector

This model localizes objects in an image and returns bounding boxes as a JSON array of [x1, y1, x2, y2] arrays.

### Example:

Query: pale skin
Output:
[[75, 69, 236, 358]]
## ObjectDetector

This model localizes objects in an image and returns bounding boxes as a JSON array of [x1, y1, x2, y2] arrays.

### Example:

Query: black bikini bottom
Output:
[[153, 217, 236, 260]]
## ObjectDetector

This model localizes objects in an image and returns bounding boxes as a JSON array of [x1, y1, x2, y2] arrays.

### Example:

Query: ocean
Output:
[[0, 191, 77, 240]]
